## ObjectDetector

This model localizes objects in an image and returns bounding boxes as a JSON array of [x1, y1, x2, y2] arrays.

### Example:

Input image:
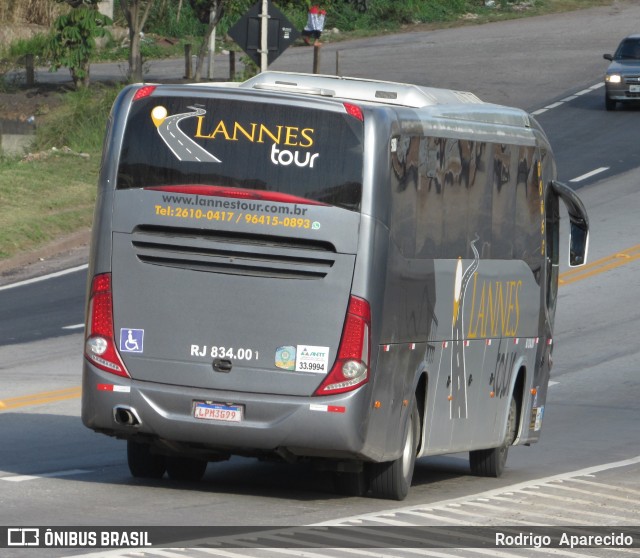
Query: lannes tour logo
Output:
[[150, 105, 320, 168]]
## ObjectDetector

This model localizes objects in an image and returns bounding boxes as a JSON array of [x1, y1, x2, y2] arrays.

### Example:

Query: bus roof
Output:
[[238, 71, 483, 109], [187, 71, 533, 131]]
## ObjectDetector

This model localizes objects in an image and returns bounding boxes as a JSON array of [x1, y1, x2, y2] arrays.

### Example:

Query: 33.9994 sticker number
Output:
[[296, 361, 326, 372], [190, 344, 258, 360]]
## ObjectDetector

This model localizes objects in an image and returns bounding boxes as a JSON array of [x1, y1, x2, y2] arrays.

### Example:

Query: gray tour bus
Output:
[[82, 72, 589, 500]]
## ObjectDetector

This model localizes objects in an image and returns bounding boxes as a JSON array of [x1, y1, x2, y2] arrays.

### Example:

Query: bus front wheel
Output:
[[469, 395, 517, 477], [369, 398, 419, 501]]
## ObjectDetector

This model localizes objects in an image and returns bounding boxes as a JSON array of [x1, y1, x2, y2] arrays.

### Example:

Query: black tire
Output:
[[127, 440, 166, 479], [605, 95, 616, 111], [469, 395, 517, 478], [369, 398, 419, 501], [334, 469, 369, 497], [166, 456, 208, 481]]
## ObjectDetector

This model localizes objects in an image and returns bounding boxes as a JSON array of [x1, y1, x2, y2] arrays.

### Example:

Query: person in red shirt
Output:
[[302, 4, 327, 46]]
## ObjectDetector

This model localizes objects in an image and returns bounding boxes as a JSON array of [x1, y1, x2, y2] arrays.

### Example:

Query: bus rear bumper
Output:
[[81, 361, 377, 462]]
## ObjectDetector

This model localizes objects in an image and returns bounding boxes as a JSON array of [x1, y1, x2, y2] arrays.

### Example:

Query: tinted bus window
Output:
[[117, 97, 364, 211]]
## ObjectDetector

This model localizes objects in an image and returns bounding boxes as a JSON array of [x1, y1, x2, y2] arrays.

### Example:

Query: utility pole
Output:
[[260, 0, 269, 72], [208, 1, 218, 80]]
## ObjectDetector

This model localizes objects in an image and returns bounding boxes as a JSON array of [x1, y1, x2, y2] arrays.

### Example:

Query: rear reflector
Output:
[[314, 296, 371, 396], [97, 384, 131, 393], [84, 274, 130, 377], [309, 404, 346, 413]]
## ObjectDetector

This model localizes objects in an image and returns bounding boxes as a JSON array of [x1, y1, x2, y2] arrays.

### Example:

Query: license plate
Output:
[[193, 402, 243, 422], [629, 84, 640, 92]]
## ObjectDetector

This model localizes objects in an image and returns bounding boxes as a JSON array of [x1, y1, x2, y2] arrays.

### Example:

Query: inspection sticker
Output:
[[295, 345, 329, 373], [275, 346, 296, 371]]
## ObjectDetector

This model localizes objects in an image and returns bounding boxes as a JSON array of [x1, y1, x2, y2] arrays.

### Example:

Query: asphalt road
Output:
[[2, 2, 640, 557], [0, 266, 86, 346]]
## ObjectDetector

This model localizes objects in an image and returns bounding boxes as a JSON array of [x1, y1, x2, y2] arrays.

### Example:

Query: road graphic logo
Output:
[[151, 105, 222, 163]]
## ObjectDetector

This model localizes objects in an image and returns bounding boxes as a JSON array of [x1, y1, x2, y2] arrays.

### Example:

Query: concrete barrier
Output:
[[0, 118, 35, 157]]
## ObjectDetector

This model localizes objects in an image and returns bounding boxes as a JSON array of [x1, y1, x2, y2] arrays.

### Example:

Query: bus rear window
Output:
[[117, 96, 364, 211]]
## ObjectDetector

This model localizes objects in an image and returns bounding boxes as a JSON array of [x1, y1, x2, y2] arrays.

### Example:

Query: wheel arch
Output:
[[511, 363, 527, 445], [413, 369, 428, 455]]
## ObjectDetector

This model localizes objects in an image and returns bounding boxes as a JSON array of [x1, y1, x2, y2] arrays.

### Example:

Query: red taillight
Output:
[[84, 273, 129, 377], [343, 102, 364, 122], [132, 85, 156, 101], [314, 296, 371, 396]]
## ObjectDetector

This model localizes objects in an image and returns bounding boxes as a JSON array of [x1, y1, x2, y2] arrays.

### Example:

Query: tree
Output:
[[49, 0, 112, 89], [119, 0, 156, 82], [190, 0, 224, 81]]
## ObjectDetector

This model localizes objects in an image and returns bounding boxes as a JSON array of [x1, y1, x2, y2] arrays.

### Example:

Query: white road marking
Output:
[[63, 323, 85, 330], [0, 263, 88, 292], [570, 167, 609, 182], [531, 80, 604, 115], [0, 468, 91, 482], [531, 107, 548, 115], [545, 101, 563, 110], [313, 455, 640, 526]]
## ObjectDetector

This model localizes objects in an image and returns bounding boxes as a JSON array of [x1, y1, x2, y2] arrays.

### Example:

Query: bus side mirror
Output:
[[569, 222, 588, 267], [550, 180, 590, 268]]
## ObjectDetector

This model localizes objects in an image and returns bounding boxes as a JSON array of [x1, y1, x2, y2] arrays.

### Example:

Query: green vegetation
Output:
[[48, 2, 112, 89], [32, 84, 120, 152], [0, 152, 98, 259], [0, 0, 617, 264], [0, 85, 118, 259]]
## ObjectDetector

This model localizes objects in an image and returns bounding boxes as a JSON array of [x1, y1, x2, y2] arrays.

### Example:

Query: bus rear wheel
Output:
[[166, 456, 208, 481], [334, 469, 369, 497], [369, 398, 419, 501], [469, 395, 517, 477], [127, 440, 166, 479]]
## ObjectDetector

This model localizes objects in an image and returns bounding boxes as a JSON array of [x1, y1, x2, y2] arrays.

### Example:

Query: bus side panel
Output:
[[418, 260, 541, 453], [382, 133, 549, 456]]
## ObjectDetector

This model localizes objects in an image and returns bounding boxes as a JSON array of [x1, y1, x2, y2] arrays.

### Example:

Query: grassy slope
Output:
[[0, 152, 98, 259]]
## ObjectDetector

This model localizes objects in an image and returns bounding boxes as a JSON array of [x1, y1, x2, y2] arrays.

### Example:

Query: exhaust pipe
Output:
[[113, 406, 142, 427]]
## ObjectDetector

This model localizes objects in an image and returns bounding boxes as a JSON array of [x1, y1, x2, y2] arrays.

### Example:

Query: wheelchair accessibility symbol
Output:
[[119, 328, 144, 353]]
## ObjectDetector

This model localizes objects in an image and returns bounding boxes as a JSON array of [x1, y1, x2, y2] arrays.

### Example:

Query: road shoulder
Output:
[[0, 229, 90, 287]]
